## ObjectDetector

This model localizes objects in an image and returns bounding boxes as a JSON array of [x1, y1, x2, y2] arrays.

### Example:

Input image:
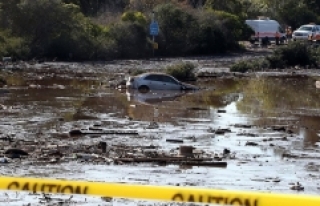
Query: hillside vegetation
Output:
[[0, 0, 319, 61]]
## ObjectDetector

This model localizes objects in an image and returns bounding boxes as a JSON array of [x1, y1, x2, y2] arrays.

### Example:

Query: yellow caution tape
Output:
[[0, 176, 320, 206]]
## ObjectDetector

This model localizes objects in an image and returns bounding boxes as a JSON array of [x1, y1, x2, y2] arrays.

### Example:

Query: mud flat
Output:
[[1, 54, 320, 205]]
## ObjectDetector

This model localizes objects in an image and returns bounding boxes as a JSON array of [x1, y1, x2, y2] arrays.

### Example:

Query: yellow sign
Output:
[[0, 176, 320, 205], [153, 42, 158, 49]]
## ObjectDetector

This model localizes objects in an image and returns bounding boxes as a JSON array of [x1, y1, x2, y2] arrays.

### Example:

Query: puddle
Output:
[[1, 69, 320, 205]]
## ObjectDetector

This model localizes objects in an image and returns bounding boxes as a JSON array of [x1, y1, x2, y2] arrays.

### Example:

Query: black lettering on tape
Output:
[[61, 185, 73, 194], [244, 199, 258, 206], [172, 193, 184, 201], [46, 184, 56, 193], [230, 198, 242, 205], [41, 183, 45, 192], [213, 196, 224, 204], [22, 183, 29, 191], [7, 182, 19, 190], [171, 193, 259, 206], [83, 186, 88, 194], [57, 185, 61, 193], [6, 182, 88, 195], [33, 183, 38, 193], [188, 194, 195, 202]]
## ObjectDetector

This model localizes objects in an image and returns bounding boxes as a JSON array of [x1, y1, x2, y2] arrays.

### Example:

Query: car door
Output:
[[143, 74, 164, 90], [159, 75, 182, 90], [316, 26, 320, 41]]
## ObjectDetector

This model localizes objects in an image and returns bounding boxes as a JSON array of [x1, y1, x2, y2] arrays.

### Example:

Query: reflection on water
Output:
[[126, 90, 205, 123], [126, 90, 190, 105], [238, 76, 320, 147], [1, 74, 320, 147]]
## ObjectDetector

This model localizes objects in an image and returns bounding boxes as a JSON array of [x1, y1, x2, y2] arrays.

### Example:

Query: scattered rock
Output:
[[215, 128, 232, 135], [223, 148, 231, 155], [4, 148, 29, 156], [282, 153, 299, 158], [245, 141, 259, 146], [146, 121, 159, 129], [0, 157, 9, 163], [217, 109, 226, 113], [234, 124, 253, 129], [237, 133, 258, 137], [271, 126, 286, 132], [166, 139, 183, 143], [290, 182, 304, 191], [101, 197, 113, 202]]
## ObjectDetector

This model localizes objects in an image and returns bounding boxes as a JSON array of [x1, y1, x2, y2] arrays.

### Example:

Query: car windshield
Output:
[[298, 26, 313, 31]]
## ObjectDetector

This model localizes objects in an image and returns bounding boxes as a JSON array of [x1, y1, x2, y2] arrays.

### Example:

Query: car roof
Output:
[[300, 24, 317, 27], [137, 72, 172, 77]]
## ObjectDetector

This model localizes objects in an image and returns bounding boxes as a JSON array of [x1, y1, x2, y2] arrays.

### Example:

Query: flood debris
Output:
[[0, 136, 14, 142], [245, 141, 259, 146], [0, 135, 228, 167], [217, 109, 226, 113], [215, 128, 232, 135], [0, 157, 9, 163], [166, 138, 184, 143], [38, 193, 74, 204], [237, 133, 258, 137], [179, 146, 194, 157], [146, 121, 159, 129], [290, 182, 304, 191], [251, 177, 281, 182], [4, 148, 29, 157], [270, 125, 287, 132], [233, 124, 253, 129], [69, 128, 139, 136]]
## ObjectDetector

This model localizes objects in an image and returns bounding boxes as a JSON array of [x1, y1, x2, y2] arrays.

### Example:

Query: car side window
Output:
[[312, 27, 316, 32], [278, 26, 284, 33], [161, 75, 179, 84], [144, 75, 160, 81]]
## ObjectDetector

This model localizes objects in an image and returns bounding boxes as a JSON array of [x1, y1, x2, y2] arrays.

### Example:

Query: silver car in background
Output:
[[292, 24, 320, 41], [126, 72, 198, 92]]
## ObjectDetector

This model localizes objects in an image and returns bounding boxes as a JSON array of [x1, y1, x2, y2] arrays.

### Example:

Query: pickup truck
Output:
[[292, 24, 320, 42]]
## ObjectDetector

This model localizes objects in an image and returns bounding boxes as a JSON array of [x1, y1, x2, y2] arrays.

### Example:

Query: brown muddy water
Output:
[[1, 61, 320, 205]]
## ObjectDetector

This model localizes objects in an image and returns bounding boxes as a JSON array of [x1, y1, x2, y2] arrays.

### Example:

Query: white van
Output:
[[245, 17, 286, 43]]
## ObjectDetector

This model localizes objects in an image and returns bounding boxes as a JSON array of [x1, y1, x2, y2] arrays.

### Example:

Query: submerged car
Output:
[[126, 73, 198, 92]]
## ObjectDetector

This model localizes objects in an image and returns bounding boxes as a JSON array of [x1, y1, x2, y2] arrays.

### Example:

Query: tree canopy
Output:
[[1, 0, 320, 60]]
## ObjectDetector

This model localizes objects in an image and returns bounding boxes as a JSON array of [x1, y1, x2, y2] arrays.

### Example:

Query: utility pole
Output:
[[152, 11, 155, 57]]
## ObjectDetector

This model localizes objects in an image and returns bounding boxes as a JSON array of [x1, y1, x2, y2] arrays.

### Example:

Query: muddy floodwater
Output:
[[1, 60, 320, 205]]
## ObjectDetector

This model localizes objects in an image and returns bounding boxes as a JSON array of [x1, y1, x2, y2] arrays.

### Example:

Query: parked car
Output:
[[292, 24, 320, 41], [126, 72, 198, 92]]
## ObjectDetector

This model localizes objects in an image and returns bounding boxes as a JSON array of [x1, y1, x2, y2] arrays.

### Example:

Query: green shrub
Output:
[[121, 11, 147, 25], [131, 68, 145, 76], [109, 22, 151, 59], [165, 62, 196, 81], [266, 42, 317, 69], [230, 60, 253, 73], [0, 76, 6, 86], [311, 45, 320, 66], [0, 30, 30, 60]]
